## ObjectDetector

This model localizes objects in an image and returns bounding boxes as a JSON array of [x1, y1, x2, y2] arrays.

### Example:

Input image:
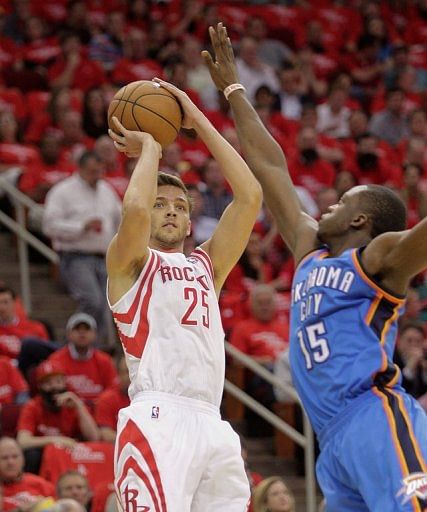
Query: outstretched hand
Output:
[[202, 22, 240, 92]]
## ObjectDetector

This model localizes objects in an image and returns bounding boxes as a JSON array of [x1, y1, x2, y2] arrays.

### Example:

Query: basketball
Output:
[[108, 80, 182, 148]]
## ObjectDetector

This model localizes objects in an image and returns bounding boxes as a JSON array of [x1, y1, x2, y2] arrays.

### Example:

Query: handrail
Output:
[[224, 341, 317, 512], [0, 177, 58, 313]]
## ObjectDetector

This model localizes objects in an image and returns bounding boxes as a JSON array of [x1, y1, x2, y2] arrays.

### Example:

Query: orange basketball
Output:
[[108, 80, 182, 148]]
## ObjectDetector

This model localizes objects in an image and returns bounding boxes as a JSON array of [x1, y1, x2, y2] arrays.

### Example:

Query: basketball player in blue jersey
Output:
[[204, 23, 427, 512]]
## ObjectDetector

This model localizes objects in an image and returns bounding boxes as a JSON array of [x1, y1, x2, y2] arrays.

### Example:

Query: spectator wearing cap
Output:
[[0, 436, 55, 512], [47, 313, 118, 410], [17, 359, 99, 474], [42, 151, 122, 342], [94, 355, 130, 442]]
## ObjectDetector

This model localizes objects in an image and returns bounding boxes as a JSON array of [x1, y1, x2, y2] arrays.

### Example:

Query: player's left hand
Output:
[[109, 117, 162, 158], [152, 77, 201, 130]]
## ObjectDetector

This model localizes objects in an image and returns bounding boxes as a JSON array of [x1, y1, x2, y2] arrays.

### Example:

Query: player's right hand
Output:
[[109, 117, 162, 158], [202, 22, 240, 92]]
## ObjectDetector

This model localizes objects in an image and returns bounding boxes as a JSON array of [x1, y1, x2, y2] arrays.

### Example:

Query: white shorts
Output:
[[114, 391, 250, 512]]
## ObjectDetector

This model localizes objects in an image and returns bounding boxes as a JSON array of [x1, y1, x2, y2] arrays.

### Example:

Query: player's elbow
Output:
[[244, 180, 263, 209]]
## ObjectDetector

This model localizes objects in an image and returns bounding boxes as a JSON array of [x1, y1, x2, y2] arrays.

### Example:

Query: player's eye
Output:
[[154, 202, 164, 208]]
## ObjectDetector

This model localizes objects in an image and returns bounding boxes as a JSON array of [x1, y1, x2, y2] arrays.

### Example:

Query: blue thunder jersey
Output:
[[289, 246, 405, 434]]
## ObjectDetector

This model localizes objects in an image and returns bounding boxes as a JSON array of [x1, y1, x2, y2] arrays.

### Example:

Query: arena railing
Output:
[[0, 177, 59, 315], [224, 341, 317, 512]]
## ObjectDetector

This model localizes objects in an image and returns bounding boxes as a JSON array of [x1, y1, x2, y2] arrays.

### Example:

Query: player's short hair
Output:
[[157, 172, 193, 213], [358, 185, 407, 238]]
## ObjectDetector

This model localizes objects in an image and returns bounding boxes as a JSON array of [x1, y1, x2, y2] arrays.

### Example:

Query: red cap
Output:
[[36, 360, 65, 383]]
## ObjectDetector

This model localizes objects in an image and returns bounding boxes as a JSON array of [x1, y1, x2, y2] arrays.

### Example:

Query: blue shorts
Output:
[[316, 388, 427, 512]]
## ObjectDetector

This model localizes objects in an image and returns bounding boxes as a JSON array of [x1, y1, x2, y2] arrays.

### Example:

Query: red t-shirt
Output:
[[288, 156, 336, 197], [3, 473, 55, 512], [94, 385, 130, 430], [48, 56, 106, 92], [111, 57, 164, 85], [48, 346, 118, 408], [230, 316, 289, 361], [39, 442, 114, 490], [0, 356, 28, 405], [17, 395, 81, 438], [0, 317, 49, 359]]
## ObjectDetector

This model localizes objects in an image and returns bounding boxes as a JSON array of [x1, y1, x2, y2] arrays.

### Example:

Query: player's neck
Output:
[[149, 240, 184, 253], [326, 232, 372, 257]]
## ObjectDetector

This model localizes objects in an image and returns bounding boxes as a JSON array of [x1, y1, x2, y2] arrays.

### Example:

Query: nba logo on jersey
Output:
[[151, 406, 160, 419]]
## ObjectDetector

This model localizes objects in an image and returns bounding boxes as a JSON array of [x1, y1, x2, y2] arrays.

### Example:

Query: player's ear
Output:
[[350, 213, 369, 230], [186, 220, 192, 237]]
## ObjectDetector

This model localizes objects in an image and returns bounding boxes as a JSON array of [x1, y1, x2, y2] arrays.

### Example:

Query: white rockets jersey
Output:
[[109, 247, 225, 407]]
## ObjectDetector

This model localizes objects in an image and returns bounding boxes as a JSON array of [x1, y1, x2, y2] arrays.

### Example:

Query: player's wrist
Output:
[[223, 83, 246, 101]]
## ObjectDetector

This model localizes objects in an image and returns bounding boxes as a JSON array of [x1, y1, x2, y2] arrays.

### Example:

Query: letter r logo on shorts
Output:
[[123, 485, 150, 512], [151, 405, 159, 419]]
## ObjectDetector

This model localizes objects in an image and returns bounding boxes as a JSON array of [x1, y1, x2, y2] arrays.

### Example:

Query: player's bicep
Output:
[[201, 198, 261, 293], [106, 207, 151, 275]]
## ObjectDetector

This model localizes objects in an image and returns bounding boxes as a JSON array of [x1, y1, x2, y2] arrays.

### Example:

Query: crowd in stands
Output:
[[1, 0, 427, 509]]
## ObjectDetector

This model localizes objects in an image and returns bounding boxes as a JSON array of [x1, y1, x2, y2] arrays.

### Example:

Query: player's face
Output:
[[150, 185, 191, 249], [265, 480, 294, 512], [317, 186, 366, 243], [0, 440, 24, 481]]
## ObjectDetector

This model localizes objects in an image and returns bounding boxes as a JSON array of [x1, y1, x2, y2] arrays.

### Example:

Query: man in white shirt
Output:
[[43, 151, 122, 342]]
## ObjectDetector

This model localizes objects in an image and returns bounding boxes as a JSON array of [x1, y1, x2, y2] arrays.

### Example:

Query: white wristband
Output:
[[223, 83, 246, 101]]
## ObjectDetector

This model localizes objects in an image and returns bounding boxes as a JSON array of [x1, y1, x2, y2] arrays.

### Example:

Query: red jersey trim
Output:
[[112, 250, 159, 324], [191, 247, 214, 282], [115, 254, 160, 359]]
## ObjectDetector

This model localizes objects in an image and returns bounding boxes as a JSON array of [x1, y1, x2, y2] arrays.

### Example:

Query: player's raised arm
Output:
[[154, 78, 262, 294], [106, 118, 162, 296], [202, 23, 318, 262], [363, 216, 427, 295]]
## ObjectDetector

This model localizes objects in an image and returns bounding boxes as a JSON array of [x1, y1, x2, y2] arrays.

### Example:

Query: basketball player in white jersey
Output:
[[106, 78, 262, 512]]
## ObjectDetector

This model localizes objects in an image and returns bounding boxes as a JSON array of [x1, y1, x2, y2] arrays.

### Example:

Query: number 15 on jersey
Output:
[[297, 321, 330, 370]]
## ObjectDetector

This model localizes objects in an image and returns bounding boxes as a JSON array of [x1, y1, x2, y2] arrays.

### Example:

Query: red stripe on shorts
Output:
[[117, 419, 167, 512]]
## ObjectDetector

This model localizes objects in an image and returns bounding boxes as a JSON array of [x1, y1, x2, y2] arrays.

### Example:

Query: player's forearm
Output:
[[193, 113, 261, 202], [122, 139, 161, 213]]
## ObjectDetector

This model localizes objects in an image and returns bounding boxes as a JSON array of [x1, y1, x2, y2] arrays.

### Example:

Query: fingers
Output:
[[111, 116, 127, 135], [152, 77, 180, 96], [201, 50, 215, 72]]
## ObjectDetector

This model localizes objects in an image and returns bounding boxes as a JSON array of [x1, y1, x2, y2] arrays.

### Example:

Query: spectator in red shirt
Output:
[[58, 110, 95, 164], [111, 27, 163, 86], [398, 163, 427, 228], [48, 32, 106, 93], [0, 356, 29, 408], [287, 127, 336, 197], [17, 359, 99, 474], [82, 87, 109, 140], [47, 313, 118, 409], [18, 132, 75, 203], [230, 284, 289, 365], [0, 436, 55, 512], [347, 132, 401, 186], [0, 284, 49, 361], [95, 355, 130, 442]]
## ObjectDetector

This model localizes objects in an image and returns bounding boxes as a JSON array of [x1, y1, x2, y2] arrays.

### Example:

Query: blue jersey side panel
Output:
[[289, 247, 405, 434]]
